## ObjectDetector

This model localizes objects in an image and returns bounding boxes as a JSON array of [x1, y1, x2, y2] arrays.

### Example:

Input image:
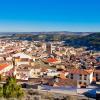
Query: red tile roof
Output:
[[68, 69, 93, 75], [53, 78, 77, 87], [47, 58, 58, 63], [0, 64, 9, 71]]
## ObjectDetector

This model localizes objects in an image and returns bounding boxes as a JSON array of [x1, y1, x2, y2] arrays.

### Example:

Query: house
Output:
[[56, 64, 66, 70], [46, 69, 60, 77], [29, 66, 41, 78], [0, 64, 13, 76], [44, 58, 61, 66], [15, 64, 42, 80], [12, 52, 35, 66], [53, 78, 77, 87], [40, 68, 48, 77], [68, 69, 94, 88], [59, 71, 69, 79], [15, 64, 30, 80], [44, 77, 77, 87], [40, 68, 59, 77]]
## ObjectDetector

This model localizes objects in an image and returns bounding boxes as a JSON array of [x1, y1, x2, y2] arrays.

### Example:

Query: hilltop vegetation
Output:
[[1, 32, 100, 50], [64, 33, 100, 50]]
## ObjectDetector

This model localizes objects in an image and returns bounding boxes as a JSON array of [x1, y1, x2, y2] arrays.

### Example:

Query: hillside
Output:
[[64, 33, 100, 50], [0, 32, 100, 50]]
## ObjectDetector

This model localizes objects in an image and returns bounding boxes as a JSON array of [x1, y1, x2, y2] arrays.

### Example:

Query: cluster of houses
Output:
[[0, 39, 100, 89]]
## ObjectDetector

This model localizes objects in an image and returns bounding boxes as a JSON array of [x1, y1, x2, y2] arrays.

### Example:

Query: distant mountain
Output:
[[0, 31, 93, 36]]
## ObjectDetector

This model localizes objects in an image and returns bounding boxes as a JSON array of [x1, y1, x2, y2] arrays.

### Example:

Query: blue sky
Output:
[[0, 0, 100, 32]]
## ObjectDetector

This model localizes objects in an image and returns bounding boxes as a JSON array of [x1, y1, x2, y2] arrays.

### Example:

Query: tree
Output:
[[0, 75, 2, 81], [3, 76, 24, 98], [0, 86, 3, 97]]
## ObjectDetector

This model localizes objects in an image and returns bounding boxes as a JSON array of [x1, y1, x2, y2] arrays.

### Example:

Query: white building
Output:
[[47, 70, 60, 77], [15, 64, 30, 80], [29, 68, 41, 78], [68, 69, 94, 88], [13, 52, 35, 66]]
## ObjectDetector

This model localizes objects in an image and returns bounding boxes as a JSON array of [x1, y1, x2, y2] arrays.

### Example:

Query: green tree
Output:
[[0, 75, 2, 81], [3, 76, 24, 98], [0, 86, 3, 97]]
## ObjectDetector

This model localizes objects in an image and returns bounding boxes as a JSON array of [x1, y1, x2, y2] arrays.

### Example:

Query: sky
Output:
[[0, 0, 100, 32]]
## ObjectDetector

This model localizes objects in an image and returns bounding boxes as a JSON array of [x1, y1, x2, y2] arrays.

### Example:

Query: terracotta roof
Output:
[[0, 64, 9, 71], [94, 70, 100, 74], [59, 73, 66, 79], [68, 69, 93, 75], [47, 58, 58, 63], [54, 78, 77, 87]]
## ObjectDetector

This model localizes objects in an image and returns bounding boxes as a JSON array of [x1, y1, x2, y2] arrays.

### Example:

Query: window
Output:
[[20, 58, 28, 61], [96, 74, 98, 81], [71, 74, 73, 79], [96, 74, 98, 76], [79, 82, 82, 84], [84, 82, 87, 86], [37, 72, 40, 75], [79, 74, 82, 80], [58, 74, 60, 77], [96, 74, 98, 79], [84, 75, 87, 80]]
